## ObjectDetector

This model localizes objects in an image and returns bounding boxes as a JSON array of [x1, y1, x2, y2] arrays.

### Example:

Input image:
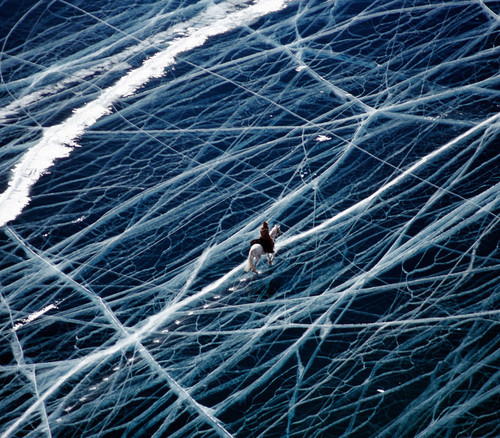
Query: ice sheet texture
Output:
[[1, 0, 499, 437]]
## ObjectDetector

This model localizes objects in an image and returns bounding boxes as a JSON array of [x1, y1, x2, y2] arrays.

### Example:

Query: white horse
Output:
[[244, 224, 281, 273]]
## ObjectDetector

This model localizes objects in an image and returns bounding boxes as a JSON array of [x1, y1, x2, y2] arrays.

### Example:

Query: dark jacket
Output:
[[250, 224, 274, 253]]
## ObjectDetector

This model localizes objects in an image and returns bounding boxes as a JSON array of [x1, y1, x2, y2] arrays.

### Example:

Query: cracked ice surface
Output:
[[1, 0, 499, 437]]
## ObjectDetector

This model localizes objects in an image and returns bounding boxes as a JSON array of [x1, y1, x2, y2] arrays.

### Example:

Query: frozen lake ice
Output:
[[0, 0, 499, 436]]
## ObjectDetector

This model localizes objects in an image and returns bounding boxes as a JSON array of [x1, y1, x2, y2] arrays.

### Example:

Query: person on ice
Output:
[[250, 221, 274, 253]]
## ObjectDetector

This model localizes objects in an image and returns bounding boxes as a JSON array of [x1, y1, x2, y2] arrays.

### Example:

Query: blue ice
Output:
[[0, 1, 499, 437]]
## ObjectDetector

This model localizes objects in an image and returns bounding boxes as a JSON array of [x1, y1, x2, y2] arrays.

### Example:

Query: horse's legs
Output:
[[252, 254, 260, 273], [247, 245, 267, 273], [267, 252, 276, 265]]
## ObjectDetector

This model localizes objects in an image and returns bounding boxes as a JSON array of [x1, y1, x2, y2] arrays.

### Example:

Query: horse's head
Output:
[[270, 224, 281, 239]]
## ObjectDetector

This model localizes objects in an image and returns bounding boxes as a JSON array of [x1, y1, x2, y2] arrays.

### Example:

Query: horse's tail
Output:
[[244, 251, 252, 272]]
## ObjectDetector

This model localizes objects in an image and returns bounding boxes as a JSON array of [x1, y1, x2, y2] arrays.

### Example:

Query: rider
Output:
[[251, 221, 274, 253]]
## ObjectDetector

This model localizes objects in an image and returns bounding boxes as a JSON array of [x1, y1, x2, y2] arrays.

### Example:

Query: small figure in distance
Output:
[[245, 221, 281, 273], [250, 221, 274, 254]]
